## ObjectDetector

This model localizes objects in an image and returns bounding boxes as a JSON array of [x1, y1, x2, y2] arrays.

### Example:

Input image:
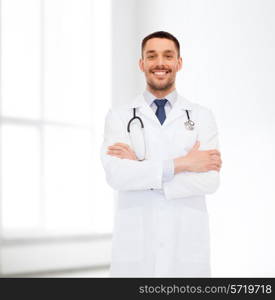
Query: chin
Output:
[[149, 81, 174, 92]]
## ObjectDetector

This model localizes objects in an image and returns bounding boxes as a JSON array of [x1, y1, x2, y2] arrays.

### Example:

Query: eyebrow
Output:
[[145, 49, 175, 55], [164, 50, 175, 54]]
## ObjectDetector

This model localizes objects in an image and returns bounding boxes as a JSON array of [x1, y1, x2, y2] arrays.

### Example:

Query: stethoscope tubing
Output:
[[128, 108, 194, 133], [127, 108, 195, 160], [127, 108, 144, 132]]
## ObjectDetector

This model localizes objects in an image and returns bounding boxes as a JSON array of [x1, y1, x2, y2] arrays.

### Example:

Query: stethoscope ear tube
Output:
[[129, 127, 146, 161]]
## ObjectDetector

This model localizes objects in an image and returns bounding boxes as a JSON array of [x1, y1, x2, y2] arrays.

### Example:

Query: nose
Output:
[[155, 56, 165, 67]]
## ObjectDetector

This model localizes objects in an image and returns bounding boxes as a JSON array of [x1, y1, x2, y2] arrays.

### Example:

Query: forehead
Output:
[[144, 38, 177, 53]]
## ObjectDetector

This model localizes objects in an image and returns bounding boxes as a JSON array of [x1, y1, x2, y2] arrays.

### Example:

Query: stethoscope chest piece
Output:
[[184, 119, 195, 130], [184, 110, 195, 130]]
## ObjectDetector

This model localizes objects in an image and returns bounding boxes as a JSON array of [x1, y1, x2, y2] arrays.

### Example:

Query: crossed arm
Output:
[[101, 108, 222, 199], [107, 141, 222, 173]]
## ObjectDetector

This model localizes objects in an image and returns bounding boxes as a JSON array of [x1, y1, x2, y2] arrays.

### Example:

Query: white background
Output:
[[1, 0, 274, 276], [112, 0, 275, 276]]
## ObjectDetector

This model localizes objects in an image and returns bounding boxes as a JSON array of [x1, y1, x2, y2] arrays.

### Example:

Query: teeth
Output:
[[154, 71, 166, 75]]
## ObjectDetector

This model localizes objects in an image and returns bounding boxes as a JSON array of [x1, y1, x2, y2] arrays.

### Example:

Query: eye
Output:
[[147, 55, 155, 59]]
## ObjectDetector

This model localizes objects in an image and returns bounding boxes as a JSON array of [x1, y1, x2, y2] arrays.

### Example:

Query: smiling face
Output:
[[139, 38, 182, 97]]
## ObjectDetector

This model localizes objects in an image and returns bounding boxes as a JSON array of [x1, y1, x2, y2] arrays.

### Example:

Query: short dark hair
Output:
[[141, 31, 180, 57]]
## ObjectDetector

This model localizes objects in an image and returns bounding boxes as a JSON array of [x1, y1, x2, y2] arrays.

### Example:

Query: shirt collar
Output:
[[143, 89, 178, 107], [129, 92, 194, 111]]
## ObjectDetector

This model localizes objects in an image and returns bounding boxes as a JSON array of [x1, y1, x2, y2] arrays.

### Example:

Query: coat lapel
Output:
[[129, 95, 160, 126], [162, 95, 194, 128]]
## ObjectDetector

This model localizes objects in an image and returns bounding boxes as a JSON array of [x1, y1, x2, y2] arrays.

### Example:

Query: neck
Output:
[[147, 85, 176, 99]]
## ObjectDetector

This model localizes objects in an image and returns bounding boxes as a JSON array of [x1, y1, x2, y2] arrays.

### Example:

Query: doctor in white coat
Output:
[[101, 31, 222, 277]]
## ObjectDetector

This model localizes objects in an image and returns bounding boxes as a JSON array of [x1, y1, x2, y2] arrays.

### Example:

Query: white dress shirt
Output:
[[143, 89, 177, 183]]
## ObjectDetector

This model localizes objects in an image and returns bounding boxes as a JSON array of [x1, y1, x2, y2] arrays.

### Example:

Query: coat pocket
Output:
[[112, 207, 144, 262], [176, 208, 210, 263]]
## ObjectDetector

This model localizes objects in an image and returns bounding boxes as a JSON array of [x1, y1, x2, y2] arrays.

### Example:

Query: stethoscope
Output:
[[127, 108, 195, 161]]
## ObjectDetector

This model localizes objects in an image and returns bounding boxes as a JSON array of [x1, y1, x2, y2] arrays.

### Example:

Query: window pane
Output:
[[88, 137, 114, 234], [1, 125, 40, 231], [89, 0, 113, 233], [44, 0, 93, 125], [1, 0, 41, 119], [44, 126, 96, 234]]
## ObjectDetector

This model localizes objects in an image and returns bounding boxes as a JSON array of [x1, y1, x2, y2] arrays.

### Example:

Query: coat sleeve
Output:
[[100, 108, 163, 191], [163, 107, 220, 200]]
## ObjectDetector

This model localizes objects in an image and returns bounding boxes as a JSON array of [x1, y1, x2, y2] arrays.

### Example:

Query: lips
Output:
[[151, 70, 170, 77]]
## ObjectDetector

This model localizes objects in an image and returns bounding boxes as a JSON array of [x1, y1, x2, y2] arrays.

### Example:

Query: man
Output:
[[101, 31, 222, 277]]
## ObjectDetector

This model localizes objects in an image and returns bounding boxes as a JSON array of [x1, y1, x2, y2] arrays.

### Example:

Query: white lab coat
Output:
[[100, 94, 220, 277]]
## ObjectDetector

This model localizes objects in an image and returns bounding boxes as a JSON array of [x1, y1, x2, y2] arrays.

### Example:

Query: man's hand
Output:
[[174, 141, 222, 174], [107, 143, 138, 160]]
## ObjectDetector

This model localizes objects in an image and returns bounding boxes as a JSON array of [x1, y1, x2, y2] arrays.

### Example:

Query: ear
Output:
[[176, 57, 183, 72], [139, 58, 145, 72]]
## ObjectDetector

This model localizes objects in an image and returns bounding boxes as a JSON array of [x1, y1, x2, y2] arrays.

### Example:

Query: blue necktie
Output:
[[154, 99, 168, 125]]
